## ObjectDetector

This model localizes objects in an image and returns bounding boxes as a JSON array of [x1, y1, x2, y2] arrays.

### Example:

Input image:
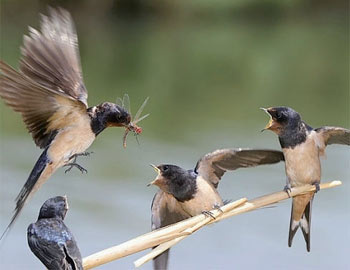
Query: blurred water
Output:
[[0, 2, 349, 269]]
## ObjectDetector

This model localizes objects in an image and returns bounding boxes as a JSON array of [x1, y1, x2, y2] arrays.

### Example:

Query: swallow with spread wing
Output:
[[0, 8, 148, 239], [148, 148, 284, 270], [261, 106, 349, 252], [27, 196, 82, 270]]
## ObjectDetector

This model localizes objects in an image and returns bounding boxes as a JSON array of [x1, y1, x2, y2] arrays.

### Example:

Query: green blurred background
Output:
[[0, 0, 349, 269]]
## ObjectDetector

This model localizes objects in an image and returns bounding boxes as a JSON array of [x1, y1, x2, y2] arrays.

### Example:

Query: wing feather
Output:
[[0, 61, 86, 148], [20, 7, 88, 105], [27, 221, 83, 270], [315, 126, 350, 146], [195, 148, 284, 188], [151, 191, 189, 270]]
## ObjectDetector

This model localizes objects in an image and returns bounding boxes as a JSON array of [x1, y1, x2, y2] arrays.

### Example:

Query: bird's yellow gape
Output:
[[260, 107, 282, 133], [148, 164, 161, 186]]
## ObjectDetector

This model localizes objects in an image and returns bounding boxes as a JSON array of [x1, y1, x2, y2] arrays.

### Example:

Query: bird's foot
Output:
[[223, 199, 232, 205], [64, 163, 88, 174], [283, 184, 292, 197], [213, 204, 224, 214], [202, 210, 216, 220], [312, 182, 320, 193]]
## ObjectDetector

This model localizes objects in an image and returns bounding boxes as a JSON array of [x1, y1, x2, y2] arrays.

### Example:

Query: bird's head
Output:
[[261, 106, 302, 135], [148, 164, 197, 202], [38, 196, 69, 220], [98, 102, 131, 128]]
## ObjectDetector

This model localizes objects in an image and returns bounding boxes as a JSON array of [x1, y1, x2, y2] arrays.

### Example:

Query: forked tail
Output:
[[0, 148, 51, 241], [288, 195, 313, 252]]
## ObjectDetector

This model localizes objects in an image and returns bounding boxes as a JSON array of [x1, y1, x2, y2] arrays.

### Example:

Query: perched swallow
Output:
[[149, 148, 284, 270], [262, 106, 350, 251], [0, 8, 148, 239], [27, 196, 82, 270]]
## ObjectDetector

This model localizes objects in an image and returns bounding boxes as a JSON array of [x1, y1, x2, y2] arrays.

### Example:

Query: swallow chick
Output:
[[27, 196, 82, 270], [262, 106, 350, 252], [149, 148, 285, 270], [0, 7, 148, 239]]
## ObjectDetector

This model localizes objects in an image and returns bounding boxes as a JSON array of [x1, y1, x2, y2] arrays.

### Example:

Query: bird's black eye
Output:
[[163, 165, 169, 171], [276, 111, 283, 120]]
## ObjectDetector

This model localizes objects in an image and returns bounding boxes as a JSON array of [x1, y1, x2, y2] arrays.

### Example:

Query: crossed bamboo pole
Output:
[[83, 180, 342, 269]]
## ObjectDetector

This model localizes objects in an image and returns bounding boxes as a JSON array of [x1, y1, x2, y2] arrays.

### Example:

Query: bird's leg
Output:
[[202, 210, 216, 220], [64, 162, 87, 174], [71, 151, 93, 159], [64, 152, 92, 173], [312, 181, 320, 193]]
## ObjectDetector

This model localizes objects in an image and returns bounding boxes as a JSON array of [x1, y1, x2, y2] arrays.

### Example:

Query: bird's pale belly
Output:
[[47, 124, 96, 167], [179, 176, 223, 217], [283, 137, 321, 187]]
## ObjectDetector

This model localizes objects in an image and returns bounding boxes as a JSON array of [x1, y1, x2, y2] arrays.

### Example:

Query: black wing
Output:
[[315, 126, 350, 146], [27, 220, 83, 270], [151, 190, 190, 270], [20, 7, 88, 106], [195, 148, 284, 188]]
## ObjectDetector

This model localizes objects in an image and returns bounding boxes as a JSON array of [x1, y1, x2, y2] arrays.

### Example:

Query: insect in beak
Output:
[[121, 96, 150, 148]]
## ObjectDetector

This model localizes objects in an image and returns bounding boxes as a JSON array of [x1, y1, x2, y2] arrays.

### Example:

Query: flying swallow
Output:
[[0, 8, 148, 239], [27, 196, 82, 270], [149, 148, 284, 270], [261, 106, 350, 251]]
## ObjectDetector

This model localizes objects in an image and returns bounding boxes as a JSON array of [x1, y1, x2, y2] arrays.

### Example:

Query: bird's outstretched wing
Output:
[[195, 148, 285, 188], [0, 61, 86, 148], [20, 7, 88, 105], [151, 190, 190, 270], [27, 221, 83, 270], [315, 126, 350, 146]]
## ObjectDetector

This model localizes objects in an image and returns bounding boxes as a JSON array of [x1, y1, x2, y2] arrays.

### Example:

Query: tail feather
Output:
[[153, 249, 169, 270], [288, 197, 313, 252], [300, 200, 312, 252], [0, 148, 50, 241]]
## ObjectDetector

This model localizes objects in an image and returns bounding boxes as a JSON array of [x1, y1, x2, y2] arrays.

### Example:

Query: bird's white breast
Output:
[[47, 114, 95, 167], [283, 131, 322, 186], [179, 176, 223, 217]]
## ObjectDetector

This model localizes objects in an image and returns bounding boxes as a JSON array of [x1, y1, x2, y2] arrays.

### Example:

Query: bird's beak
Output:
[[147, 164, 161, 186], [63, 195, 69, 210], [150, 164, 160, 173], [260, 107, 274, 132]]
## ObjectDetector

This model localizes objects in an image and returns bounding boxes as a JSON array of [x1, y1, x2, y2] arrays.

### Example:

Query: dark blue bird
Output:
[[27, 196, 83, 270]]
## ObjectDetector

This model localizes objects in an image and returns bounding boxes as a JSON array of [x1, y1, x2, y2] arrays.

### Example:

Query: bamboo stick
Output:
[[133, 180, 341, 268], [83, 198, 247, 269], [83, 181, 341, 269]]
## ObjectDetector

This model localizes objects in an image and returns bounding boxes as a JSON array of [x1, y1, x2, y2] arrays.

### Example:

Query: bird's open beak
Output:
[[260, 107, 274, 132], [147, 164, 161, 186]]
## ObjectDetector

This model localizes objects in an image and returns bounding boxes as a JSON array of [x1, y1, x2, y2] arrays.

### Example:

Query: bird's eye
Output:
[[276, 111, 283, 120], [163, 165, 169, 171]]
